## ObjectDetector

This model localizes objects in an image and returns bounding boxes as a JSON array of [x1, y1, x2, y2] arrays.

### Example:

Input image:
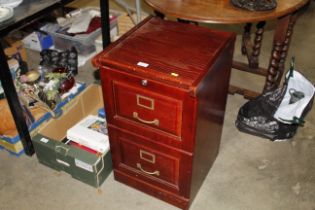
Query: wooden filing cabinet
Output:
[[93, 17, 235, 209]]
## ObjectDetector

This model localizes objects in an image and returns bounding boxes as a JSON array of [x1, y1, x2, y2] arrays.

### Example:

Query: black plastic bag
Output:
[[236, 62, 314, 141], [236, 87, 298, 140]]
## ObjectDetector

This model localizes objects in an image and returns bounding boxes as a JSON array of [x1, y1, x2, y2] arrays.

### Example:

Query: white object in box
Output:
[[0, 0, 23, 8], [22, 31, 53, 51], [67, 9, 101, 34], [67, 115, 109, 153]]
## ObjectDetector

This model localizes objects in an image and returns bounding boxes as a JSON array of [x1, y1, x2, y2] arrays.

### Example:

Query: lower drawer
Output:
[[109, 126, 192, 197]]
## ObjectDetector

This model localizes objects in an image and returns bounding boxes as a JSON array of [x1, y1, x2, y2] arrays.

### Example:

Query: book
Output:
[[66, 115, 109, 153], [68, 140, 98, 154]]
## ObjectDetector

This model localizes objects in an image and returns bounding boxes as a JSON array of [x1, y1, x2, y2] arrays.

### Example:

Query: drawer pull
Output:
[[133, 112, 159, 126], [137, 163, 160, 176]]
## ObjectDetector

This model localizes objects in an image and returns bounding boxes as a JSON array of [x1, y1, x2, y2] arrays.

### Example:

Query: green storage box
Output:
[[32, 85, 112, 188]]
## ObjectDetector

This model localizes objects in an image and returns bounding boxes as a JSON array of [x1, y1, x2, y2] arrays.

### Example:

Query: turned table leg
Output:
[[251, 21, 266, 68], [154, 10, 165, 19], [264, 13, 298, 92], [241, 23, 252, 55], [241, 21, 266, 69]]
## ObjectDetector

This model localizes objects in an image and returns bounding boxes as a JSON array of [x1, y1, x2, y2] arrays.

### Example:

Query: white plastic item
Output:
[[0, 0, 23, 8], [67, 9, 101, 34], [274, 70, 315, 124], [0, 6, 13, 22], [67, 115, 109, 154]]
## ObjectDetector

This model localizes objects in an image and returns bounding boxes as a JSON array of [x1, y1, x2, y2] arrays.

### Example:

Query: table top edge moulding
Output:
[[145, 0, 310, 24]]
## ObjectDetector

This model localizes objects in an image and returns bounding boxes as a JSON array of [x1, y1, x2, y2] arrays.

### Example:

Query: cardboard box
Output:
[[0, 140, 24, 156], [0, 83, 86, 145], [4, 38, 27, 62], [32, 85, 112, 188]]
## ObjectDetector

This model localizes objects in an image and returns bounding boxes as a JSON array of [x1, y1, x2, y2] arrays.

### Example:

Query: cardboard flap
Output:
[[36, 84, 104, 142]]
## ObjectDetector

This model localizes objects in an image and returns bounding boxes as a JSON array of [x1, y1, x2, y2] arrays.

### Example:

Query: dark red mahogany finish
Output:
[[93, 17, 236, 209]]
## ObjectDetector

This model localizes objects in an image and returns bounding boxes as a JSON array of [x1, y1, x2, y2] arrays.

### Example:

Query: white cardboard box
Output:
[[67, 115, 109, 153]]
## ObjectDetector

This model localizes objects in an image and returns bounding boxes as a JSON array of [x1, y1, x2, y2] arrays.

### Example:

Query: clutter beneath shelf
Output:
[[32, 84, 112, 188]]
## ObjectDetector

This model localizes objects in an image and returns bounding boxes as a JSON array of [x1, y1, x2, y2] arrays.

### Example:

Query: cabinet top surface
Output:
[[95, 17, 235, 87]]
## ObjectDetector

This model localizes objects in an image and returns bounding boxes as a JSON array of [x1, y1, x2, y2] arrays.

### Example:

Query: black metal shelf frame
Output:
[[0, 0, 111, 156]]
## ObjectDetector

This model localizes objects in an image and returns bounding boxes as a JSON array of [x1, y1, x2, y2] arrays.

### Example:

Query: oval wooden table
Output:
[[145, 0, 310, 98]]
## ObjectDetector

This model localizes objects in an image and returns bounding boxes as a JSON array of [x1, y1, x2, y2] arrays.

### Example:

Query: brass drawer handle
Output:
[[133, 112, 159, 126], [136, 163, 160, 176]]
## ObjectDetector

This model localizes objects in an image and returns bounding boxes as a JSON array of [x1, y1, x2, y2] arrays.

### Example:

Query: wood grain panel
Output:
[[113, 80, 183, 136], [108, 126, 193, 196]]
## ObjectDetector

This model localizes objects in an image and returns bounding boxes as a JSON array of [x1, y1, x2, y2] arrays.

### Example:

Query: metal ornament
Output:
[[230, 0, 277, 11]]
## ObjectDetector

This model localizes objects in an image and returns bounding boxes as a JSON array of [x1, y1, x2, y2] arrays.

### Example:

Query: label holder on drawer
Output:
[[136, 94, 155, 110], [140, 149, 156, 164]]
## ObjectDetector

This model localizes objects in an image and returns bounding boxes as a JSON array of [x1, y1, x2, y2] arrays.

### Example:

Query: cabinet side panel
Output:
[[190, 40, 235, 201]]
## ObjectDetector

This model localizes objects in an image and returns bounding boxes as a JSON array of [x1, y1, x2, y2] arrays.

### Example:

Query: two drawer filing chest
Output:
[[93, 17, 236, 209]]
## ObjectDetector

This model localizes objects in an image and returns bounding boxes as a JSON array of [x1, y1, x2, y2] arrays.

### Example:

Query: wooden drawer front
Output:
[[109, 127, 192, 195], [113, 81, 183, 136], [120, 137, 179, 187]]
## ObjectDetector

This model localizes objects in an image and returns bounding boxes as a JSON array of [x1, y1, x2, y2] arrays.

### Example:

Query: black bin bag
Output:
[[236, 60, 315, 141]]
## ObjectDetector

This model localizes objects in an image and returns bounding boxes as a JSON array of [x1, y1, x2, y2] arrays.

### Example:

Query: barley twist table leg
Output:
[[241, 21, 266, 68], [276, 14, 298, 85], [241, 23, 252, 55], [265, 41, 282, 91], [250, 21, 266, 68], [264, 14, 298, 92]]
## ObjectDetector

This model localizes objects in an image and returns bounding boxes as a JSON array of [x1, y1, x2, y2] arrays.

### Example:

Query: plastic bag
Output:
[[235, 59, 315, 140], [274, 70, 315, 124]]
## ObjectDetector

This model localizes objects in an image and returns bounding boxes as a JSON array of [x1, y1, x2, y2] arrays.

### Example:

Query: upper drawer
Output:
[[113, 80, 183, 137]]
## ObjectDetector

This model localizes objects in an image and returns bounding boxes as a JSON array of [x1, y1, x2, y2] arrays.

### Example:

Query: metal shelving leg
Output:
[[136, 0, 141, 23], [0, 39, 34, 156], [114, 0, 142, 24], [100, 0, 111, 49]]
